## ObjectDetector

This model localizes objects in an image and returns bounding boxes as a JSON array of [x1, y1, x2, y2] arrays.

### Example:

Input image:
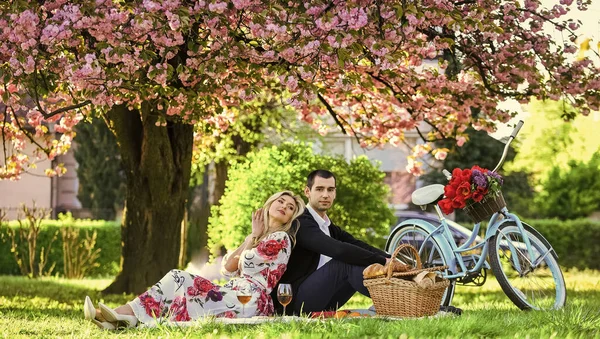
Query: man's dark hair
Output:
[[306, 169, 336, 189]]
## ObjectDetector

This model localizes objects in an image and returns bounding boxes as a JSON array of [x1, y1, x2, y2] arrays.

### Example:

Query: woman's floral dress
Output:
[[128, 231, 291, 323]]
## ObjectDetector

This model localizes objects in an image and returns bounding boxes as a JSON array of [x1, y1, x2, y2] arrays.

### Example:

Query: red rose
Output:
[[187, 276, 214, 297], [444, 185, 456, 199], [472, 186, 488, 202], [456, 181, 472, 199], [452, 168, 462, 178], [267, 264, 287, 289], [280, 237, 289, 250], [169, 296, 191, 322], [461, 169, 472, 181], [452, 196, 466, 209], [257, 239, 283, 260], [438, 199, 454, 215], [139, 292, 163, 318], [255, 290, 274, 316]]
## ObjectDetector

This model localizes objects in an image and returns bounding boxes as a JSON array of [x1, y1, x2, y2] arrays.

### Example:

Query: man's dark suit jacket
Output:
[[271, 208, 390, 314]]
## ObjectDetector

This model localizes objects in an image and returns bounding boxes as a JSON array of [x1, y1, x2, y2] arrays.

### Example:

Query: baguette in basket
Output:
[[363, 260, 410, 279]]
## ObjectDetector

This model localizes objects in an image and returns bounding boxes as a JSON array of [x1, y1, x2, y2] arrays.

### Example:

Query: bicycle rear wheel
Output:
[[386, 223, 455, 306], [489, 221, 566, 310]]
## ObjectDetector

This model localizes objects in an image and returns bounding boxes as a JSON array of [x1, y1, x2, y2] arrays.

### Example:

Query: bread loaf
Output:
[[387, 260, 410, 273], [413, 271, 436, 288], [363, 263, 385, 279]]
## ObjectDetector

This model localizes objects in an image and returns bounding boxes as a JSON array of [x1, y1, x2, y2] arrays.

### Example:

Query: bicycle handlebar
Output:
[[443, 120, 525, 178], [511, 120, 524, 138], [492, 120, 524, 173]]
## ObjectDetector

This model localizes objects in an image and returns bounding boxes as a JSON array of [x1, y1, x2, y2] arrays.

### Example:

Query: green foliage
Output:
[[510, 99, 600, 182], [528, 218, 600, 270], [422, 128, 535, 219], [190, 96, 322, 186], [74, 117, 125, 220], [208, 143, 395, 256], [535, 153, 600, 220], [0, 215, 120, 277]]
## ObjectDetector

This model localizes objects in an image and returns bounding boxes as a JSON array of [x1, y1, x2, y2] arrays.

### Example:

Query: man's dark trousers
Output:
[[293, 259, 369, 314]]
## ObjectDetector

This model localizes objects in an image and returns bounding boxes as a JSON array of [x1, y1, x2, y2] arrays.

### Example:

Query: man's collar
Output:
[[307, 204, 330, 228]]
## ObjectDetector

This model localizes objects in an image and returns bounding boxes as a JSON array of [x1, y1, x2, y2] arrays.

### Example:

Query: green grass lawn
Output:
[[0, 270, 599, 338]]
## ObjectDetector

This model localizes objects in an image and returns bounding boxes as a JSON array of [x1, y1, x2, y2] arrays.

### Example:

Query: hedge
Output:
[[0, 217, 598, 278], [527, 218, 600, 270], [0, 218, 121, 277]]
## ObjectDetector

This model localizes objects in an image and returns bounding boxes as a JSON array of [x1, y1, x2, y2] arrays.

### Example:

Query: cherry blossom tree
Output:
[[1, 0, 598, 293]]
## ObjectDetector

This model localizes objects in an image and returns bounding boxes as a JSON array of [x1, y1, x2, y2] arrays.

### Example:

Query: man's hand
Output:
[[251, 208, 265, 237]]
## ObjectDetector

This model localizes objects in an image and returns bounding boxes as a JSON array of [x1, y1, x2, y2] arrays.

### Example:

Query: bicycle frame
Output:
[[421, 203, 548, 281]]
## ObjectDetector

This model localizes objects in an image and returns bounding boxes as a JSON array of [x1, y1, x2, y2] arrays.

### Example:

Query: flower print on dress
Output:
[[129, 232, 291, 323], [256, 239, 283, 260], [207, 289, 224, 302], [255, 289, 274, 316], [215, 310, 237, 318], [267, 264, 287, 289], [169, 296, 191, 322], [138, 291, 164, 318], [187, 276, 215, 298]]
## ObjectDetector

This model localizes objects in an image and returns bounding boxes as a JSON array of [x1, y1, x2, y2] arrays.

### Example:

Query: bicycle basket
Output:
[[463, 191, 506, 223], [363, 244, 449, 318]]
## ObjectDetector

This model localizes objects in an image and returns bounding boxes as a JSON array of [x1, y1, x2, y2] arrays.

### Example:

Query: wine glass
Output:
[[277, 283, 293, 316], [236, 287, 252, 317]]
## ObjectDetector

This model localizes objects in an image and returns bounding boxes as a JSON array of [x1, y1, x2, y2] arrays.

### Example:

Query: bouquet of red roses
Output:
[[438, 165, 503, 215]]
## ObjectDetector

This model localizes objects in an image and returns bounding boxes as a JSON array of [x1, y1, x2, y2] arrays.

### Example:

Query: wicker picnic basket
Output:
[[463, 191, 506, 223], [363, 244, 449, 318]]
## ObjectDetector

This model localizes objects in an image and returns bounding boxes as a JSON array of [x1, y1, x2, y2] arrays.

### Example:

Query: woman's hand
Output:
[[251, 208, 265, 237]]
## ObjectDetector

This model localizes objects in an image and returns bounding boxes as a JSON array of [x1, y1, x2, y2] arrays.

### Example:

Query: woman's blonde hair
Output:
[[252, 190, 305, 247]]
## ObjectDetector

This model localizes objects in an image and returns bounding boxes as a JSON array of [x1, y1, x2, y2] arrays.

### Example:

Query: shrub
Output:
[[208, 143, 396, 257], [529, 218, 600, 270], [0, 216, 120, 277], [535, 152, 600, 220], [0, 204, 57, 278]]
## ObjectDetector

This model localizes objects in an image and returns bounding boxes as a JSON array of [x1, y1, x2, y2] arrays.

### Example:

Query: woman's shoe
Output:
[[98, 302, 138, 328], [83, 296, 116, 330]]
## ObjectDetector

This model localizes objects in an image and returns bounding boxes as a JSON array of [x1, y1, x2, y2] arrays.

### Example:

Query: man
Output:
[[272, 169, 391, 315]]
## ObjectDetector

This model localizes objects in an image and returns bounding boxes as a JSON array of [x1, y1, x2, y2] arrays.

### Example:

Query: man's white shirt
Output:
[[307, 205, 333, 269]]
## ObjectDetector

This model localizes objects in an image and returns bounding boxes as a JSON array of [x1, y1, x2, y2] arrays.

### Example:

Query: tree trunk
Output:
[[185, 160, 228, 265], [186, 165, 211, 264], [102, 103, 193, 295]]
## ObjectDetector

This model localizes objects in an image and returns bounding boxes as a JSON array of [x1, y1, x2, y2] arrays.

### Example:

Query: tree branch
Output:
[[317, 93, 347, 135], [42, 100, 92, 119], [8, 106, 51, 156]]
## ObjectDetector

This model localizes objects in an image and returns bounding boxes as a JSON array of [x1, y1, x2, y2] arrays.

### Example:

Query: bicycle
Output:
[[385, 121, 566, 311]]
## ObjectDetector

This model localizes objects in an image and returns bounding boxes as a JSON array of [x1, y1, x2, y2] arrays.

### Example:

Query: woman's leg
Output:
[[114, 304, 135, 316]]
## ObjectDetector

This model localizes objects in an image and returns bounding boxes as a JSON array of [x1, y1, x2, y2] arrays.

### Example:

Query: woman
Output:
[[84, 190, 305, 329]]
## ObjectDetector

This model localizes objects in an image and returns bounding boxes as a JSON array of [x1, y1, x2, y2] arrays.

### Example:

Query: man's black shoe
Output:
[[439, 305, 463, 316]]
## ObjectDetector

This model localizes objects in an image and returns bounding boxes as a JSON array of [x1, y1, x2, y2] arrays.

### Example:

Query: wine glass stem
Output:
[[283, 305, 286, 316]]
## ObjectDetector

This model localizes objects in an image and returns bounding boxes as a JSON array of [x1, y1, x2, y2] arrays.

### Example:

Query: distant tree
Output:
[[74, 118, 125, 220]]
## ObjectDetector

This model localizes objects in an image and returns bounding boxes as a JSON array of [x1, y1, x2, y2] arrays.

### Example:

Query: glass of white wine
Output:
[[236, 287, 252, 317], [277, 283, 292, 316]]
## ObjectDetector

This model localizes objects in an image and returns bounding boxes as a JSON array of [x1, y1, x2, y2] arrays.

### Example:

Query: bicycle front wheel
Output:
[[489, 221, 566, 310], [387, 224, 455, 306]]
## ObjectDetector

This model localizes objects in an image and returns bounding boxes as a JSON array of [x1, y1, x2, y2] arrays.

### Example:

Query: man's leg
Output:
[[293, 259, 369, 314]]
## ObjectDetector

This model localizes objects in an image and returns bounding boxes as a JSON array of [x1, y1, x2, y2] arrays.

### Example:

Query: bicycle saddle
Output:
[[411, 184, 445, 206]]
